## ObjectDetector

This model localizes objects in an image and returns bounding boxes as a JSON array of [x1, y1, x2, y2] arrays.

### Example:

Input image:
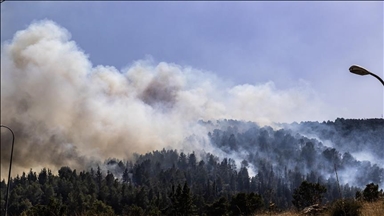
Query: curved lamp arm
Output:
[[1, 125, 15, 216], [367, 72, 384, 86], [349, 65, 384, 86]]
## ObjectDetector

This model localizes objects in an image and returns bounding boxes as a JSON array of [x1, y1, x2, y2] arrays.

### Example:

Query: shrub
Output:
[[329, 199, 362, 216], [363, 183, 379, 202]]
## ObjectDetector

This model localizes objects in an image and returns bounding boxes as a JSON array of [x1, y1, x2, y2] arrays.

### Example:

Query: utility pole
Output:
[[1, 125, 15, 216]]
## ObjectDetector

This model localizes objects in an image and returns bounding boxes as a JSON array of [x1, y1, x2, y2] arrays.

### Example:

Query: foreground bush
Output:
[[362, 183, 380, 202], [329, 199, 362, 216]]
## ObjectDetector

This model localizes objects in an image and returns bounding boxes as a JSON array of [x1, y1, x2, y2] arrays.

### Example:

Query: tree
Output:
[[135, 187, 149, 210], [40, 184, 55, 205], [38, 168, 48, 185], [237, 167, 250, 192], [58, 167, 73, 180], [168, 182, 197, 215], [247, 192, 264, 214], [167, 184, 181, 215], [188, 152, 197, 169], [292, 181, 327, 211], [229, 192, 264, 216], [362, 183, 379, 202], [205, 197, 228, 216], [123, 168, 130, 184], [25, 182, 43, 205], [300, 142, 317, 168], [88, 199, 115, 216], [27, 169, 38, 183], [178, 153, 188, 170], [105, 171, 115, 188], [123, 204, 145, 216], [180, 182, 197, 215]]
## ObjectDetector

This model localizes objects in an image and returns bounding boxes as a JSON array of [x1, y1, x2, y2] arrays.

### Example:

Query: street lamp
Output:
[[0, 125, 15, 216], [349, 65, 384, 86]]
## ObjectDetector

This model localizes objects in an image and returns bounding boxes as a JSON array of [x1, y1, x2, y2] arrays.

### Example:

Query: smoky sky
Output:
[[1, 1, 383, 119], [0, 20, 337, 178]]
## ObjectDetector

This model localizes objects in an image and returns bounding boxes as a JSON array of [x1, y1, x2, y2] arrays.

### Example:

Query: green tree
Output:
[[247, 192, 264, 214], [27, 169, 38, 183], [206, 197, 229, 216], [179, 182, 197, 215], [21, 197, 66, 216], [123, 168, 130, 183], [38, 168, 48, 185], [123, 204, 145, 216], [40, 184, 55, 205], [362, 182, 379, 202], [229, 192, 264, 216], [167, 182, 197, 215], [292, 181, 327, 211], [25, 182, 43, 205], [88, 199, 115, 216], [135, 187, 149, 210], [58, 167, 73, 180]]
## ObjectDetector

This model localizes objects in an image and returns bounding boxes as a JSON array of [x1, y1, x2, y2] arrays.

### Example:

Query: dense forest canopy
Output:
[[204, 118, 384, 188], [1, 118, 383, 215]]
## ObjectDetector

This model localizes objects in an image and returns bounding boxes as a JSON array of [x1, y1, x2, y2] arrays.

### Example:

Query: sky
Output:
[[1, 1, 383, 120]]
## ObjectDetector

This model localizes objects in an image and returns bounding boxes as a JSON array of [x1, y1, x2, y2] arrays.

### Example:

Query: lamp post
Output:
[[349, 65, 384, 86], [0, 125, 15, 216], [349, 65, 384, 119]]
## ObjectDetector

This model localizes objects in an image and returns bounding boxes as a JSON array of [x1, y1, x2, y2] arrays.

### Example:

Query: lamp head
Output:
[[349, 65, 371, 76]]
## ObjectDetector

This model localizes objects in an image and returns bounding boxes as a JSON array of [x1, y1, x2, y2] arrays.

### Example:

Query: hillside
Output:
[[1, 118, 383, 215]]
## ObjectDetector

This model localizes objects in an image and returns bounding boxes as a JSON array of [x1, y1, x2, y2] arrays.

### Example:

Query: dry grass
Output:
[[360, 199, 384, 216], [255, 211, 300, 216], [255, 208, 303, 216], [254, 199, 383, 216]]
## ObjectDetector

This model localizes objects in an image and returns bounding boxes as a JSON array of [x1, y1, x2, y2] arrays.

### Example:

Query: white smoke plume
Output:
[[1, 20, 331, 178]]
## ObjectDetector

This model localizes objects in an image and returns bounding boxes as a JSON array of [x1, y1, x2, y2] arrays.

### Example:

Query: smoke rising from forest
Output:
[[0, 20, 369, 180]]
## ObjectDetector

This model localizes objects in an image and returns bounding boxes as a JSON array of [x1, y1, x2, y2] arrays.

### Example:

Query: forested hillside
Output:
[[1, 118, 383, 215], [205, 118, 384, 189]]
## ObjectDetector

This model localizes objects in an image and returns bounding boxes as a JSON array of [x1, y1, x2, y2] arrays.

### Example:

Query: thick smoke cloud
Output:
[[1, 20, 331, 178]]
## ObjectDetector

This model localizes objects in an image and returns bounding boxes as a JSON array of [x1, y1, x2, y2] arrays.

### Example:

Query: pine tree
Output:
[[292, 181, 327, 210]]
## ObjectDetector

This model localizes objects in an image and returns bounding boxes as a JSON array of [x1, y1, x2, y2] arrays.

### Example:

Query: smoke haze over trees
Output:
[[0, 144, 382, 215], [1, 19, 383, 216], [2, 20, 333, 177], [205, 118, 384, 189]]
